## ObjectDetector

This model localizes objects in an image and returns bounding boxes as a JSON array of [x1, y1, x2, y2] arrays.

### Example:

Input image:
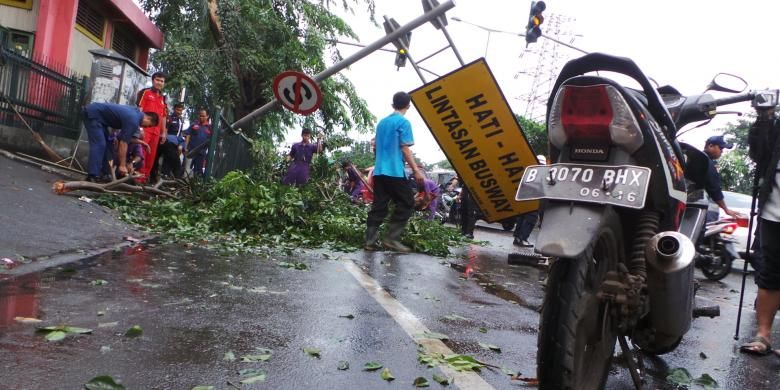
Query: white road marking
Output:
[[342, 259, 495, 390]]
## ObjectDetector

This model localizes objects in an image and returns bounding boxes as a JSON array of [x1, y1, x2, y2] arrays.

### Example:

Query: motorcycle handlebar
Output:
[[710, 92, 755, 108]]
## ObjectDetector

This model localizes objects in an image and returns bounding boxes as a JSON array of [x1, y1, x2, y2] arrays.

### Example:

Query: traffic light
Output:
[[525, 1, 546, 46], [395, 48, 408, 68]]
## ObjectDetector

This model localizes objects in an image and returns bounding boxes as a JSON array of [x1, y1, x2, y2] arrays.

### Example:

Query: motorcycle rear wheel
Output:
[[537, 221, 622, 390], [701, 242, 733, 281]]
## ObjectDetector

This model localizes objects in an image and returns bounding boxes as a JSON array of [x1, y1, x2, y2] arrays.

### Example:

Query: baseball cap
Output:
[[705, 135, 733, 149]]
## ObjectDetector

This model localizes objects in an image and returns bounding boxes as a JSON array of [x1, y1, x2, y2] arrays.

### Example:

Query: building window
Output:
[[0, 0, 33, 10], [75, 0, 106, 46], [111, 27, 137, 61]]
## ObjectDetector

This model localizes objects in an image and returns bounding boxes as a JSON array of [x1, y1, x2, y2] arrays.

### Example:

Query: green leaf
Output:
[[478, 327, 488, 333], [694, 374, 719, 389], [37, 326, 63, 331], [443, 354, 485, 372], [45, 330, 67, 342], [303, 347, 321, 358], [413, 331, 449, 341], [64, 326, 93, 334], [478, 342, 501, 353], [90, 279, 109, 286], [363, 361, 383, 371], [124, 325, 143, 338], [84, 375, 126, 390], [413, 377, 430, 387], [501, 367, 516, 376], [223, 351, 236, 361], [338, 314, 355, 319], [432, 374, 450, 385], [380, 367, 395, 381], [191, 387, 214, 390], [238, 368, 267, 384], [278, 261, 308, 270], [443, 314, 470, 321], [241, 354, 272, 362], [666, 368, 693, 385]]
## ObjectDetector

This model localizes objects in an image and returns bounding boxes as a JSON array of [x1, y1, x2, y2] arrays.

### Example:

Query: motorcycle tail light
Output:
[[723, 223, 738, 234], [736, 217, 749, 228], [549, 84, 644, 154]]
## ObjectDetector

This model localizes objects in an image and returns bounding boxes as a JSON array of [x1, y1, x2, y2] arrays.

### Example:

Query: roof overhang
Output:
[[106, 0, 164, 49]]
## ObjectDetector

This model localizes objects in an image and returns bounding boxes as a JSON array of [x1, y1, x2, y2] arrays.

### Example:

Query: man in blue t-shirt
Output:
[[364, 91, 425, 252], [82, 103, 159, 182]]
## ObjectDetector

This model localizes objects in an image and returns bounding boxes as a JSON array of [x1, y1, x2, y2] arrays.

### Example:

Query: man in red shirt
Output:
[[135, 72, 168, 183]]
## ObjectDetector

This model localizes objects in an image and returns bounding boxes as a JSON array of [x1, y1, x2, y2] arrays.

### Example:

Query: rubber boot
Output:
[[382, 222, 411, 252], [364, 225, 381, 251]]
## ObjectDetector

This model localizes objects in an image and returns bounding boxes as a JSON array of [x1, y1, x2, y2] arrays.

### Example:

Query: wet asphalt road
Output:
[[1, 228, 779, 389]]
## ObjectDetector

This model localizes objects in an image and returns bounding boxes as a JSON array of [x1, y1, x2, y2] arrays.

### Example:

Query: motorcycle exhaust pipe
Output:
[[645, 231, 696, 339]]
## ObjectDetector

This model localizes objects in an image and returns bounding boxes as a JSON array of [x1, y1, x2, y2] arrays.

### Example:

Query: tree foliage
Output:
[[331, 140, 374, 169], [515, 114, 547, 157], [719, 117, 754, 194], [139, 0, 377, 142], [433, 159, 452, 170], [100, 171, 467, 256]]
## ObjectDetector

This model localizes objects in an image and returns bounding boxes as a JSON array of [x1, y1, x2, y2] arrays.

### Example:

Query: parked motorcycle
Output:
[[515, 52, 775, 389], [696, 217, 743, 281]]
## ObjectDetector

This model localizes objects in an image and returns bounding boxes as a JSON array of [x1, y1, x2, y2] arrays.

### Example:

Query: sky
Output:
[[290, 0, 779, 164]]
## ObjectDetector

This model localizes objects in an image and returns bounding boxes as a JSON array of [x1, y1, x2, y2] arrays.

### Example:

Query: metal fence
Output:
[[0, 47, 87, 139], [206, 111, 255, 179]]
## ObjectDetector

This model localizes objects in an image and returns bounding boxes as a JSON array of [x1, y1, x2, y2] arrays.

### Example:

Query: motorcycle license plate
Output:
[[515, 164, 651, 209]]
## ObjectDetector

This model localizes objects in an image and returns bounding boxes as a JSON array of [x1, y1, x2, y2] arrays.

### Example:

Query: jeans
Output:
[[84, 117, 112, 177]]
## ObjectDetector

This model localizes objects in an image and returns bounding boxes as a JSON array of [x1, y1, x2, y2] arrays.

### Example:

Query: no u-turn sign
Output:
[[272, 71, 323, 115]]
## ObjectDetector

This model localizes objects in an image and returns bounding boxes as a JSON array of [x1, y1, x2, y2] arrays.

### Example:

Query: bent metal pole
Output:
[[230, 0, 456, 131]]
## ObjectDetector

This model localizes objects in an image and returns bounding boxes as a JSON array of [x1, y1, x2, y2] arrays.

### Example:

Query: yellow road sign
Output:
[[410, 58, 539, 222]]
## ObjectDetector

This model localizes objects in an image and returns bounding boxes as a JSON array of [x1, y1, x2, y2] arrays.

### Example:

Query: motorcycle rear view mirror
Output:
[[705, 73, 747, 93]]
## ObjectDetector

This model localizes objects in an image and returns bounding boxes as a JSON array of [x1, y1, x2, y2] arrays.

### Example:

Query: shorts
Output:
[[756, 218, 780, 290]]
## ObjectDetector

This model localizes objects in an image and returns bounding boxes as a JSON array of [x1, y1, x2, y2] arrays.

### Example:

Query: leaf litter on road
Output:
[[223, 350, 236, 361], [443, 314, 471, 321], [238, 368, 267, 384], [337, 361, 349, 370], [432, 373, 450, 385], [84, 375, 125, 390], [338, 314, 355, 319], [242, 348, 272, 362], [478, 342, 502, 353], [124, 325, 143, 338], [303, 347, 321, 358], [363, 361, 383, 371], [413, 377, 430, 387], [380, 367, 395, 381], [413, 331, 449, 341], [36, 325, 92, 342]]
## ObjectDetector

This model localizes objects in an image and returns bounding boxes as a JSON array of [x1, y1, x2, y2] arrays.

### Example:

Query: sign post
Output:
[[410, 58, 539, 222]]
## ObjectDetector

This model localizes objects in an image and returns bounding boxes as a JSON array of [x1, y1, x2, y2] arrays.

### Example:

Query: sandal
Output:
[[740, 335, 772, 355]]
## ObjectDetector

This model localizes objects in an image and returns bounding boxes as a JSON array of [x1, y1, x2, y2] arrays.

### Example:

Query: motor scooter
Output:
[[515, 52, 777, 389], [696, 216, 744, 281]]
